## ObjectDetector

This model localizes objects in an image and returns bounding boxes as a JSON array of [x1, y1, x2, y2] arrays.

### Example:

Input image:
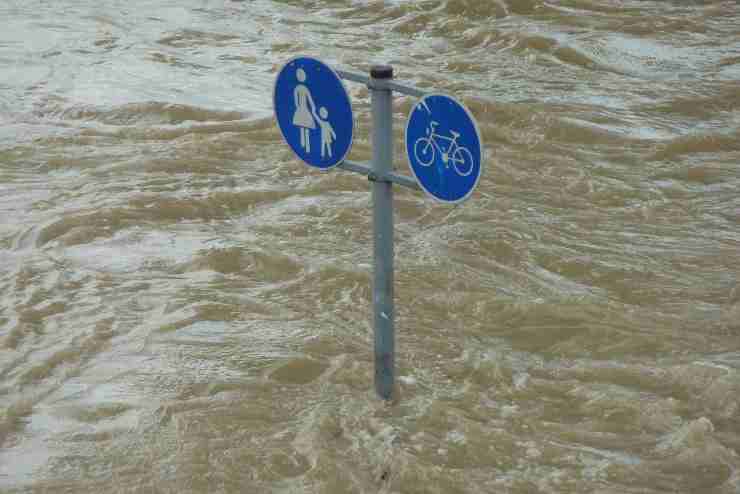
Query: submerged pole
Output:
[[370, 65, 395, 400]]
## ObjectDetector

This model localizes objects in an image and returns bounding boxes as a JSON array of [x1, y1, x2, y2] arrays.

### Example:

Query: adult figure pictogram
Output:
[[292, 68, 318, 153]]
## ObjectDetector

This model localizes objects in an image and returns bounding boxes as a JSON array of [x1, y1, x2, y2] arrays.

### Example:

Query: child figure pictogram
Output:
[[317, 107, 336, 158]]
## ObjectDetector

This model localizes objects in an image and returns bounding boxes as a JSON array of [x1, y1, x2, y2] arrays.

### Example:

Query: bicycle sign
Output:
[[405, 94, 483, 203]]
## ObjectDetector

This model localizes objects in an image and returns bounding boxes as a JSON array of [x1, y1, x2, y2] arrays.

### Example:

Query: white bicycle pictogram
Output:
[[413, 121, 474, 177]]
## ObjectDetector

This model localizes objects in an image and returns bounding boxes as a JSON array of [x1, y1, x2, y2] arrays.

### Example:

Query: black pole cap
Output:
[[370, 65, 393, 79]]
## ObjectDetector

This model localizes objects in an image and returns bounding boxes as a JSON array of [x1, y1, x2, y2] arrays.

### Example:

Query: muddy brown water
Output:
[[1, 0, 740, 492]]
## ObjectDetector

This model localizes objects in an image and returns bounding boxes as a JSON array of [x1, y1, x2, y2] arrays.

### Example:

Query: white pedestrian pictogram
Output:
[[290, 67, 337, 159], [317, 107, 336, 158], [292, 68, 317, 153]]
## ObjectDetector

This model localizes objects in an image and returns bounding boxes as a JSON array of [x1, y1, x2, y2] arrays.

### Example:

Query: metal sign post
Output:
[[273, 57, 484, 400], [370, 65, 395, 400]]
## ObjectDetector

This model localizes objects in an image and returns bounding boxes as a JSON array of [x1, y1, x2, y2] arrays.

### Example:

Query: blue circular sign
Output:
[[405, 94, 483, 203], [273, 56, 354, 170]]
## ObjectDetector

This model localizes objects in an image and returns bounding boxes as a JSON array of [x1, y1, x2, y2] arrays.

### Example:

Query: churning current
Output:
[[1, 0, 739, 492]]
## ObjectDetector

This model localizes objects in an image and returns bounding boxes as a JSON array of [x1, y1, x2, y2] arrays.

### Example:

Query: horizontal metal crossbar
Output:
[[336, 69, 428, 99], [339, 160, 421, 191], [334, 69, 424, 193]]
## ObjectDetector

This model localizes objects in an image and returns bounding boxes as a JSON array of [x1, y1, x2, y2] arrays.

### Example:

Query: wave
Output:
[[651, 129, 740, 161], [176, 247, 302, 280], [639, 85, 740, 119], [157, 29, 241, 48], [42, 101, 248, 126], [35, 189, 292, 247]]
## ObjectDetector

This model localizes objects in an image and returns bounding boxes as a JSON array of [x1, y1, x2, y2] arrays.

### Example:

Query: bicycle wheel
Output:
[[414, 138, 435, 167], [452, 146, 474, 176]]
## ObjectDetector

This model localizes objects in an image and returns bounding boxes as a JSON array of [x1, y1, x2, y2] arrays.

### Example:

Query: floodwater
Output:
[[1, 0, 739, 492]]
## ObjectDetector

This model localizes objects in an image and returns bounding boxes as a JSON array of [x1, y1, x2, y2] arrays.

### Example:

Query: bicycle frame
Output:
[[425, 123, 460, 157]]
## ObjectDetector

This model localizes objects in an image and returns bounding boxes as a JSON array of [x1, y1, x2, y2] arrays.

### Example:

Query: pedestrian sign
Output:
[[405, 94, 483, 203], [273, 56, 354, 169]]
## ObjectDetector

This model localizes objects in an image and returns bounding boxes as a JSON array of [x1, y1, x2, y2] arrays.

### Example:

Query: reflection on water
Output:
[[1, 0, 740, 492]]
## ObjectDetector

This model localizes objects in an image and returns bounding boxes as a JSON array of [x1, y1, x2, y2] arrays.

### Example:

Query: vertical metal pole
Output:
[[370, 65, 394, 400]]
